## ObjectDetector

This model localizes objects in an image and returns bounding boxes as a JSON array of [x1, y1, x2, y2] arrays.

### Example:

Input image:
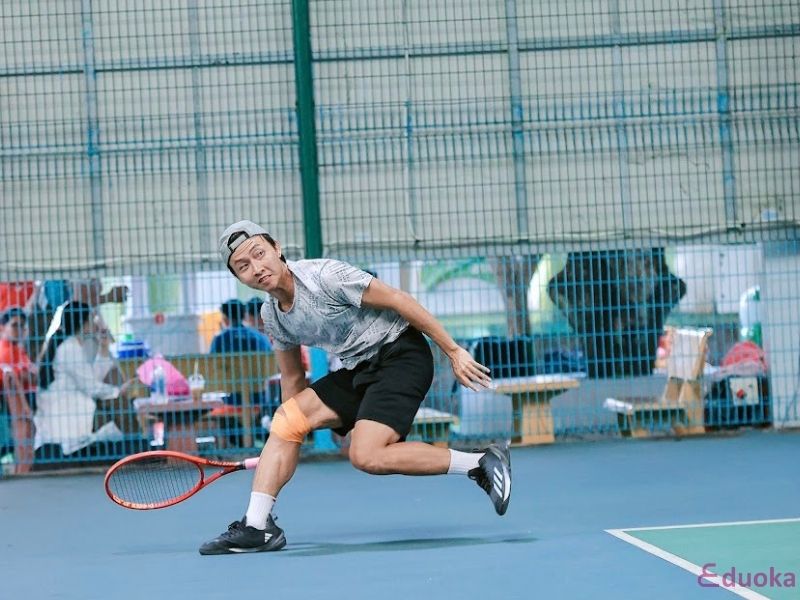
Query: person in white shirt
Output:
[[34, 301, 135, 457]]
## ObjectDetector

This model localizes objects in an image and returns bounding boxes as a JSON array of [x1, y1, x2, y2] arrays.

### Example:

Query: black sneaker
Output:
[[199, 514, 287, 555], [468, 444, 512, 516]]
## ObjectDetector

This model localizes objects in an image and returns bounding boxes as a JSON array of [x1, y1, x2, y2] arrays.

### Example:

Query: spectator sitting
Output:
[[244, 296, 266, 334], [245, 296, 312, 378], [0, 308, 37, 473], [210, 299, 272, 354], [244, 296, 310, 370], [33, 302, 136, 458], [209, 300, 272, 443]]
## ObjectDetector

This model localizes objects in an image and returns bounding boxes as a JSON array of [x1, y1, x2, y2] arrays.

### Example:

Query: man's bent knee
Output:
[[349, 446, 386, 474], [348, 421, 402, 474], [271, 397, 311, 444]]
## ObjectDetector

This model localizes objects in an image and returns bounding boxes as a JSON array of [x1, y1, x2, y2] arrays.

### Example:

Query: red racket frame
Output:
[[104, 450, 259, 510]]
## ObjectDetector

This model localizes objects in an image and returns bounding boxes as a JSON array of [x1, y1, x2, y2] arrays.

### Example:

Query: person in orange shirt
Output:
[[0, 308, 37, 473]]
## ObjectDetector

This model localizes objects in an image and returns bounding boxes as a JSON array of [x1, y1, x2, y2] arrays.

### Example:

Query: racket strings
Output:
[[107, 456, 202, 507]]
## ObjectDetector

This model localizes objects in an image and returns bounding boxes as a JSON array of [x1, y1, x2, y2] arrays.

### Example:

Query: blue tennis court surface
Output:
[[2, 430, 798, 599]]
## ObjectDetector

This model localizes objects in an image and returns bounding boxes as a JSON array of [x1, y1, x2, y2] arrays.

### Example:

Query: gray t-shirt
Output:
[[260, 259, 408, 369]]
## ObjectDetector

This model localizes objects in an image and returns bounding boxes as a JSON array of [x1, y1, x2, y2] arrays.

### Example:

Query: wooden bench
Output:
[[603, 327, 711, 438], [118, 352, 277, 448], [603, 394, 705, 438], [492, 374, 581, 445]]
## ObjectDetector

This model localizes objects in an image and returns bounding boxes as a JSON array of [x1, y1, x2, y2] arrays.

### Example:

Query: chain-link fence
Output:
[[1, 1, 798, 472]]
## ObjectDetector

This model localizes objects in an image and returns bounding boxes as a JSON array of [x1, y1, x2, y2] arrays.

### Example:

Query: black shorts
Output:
[[310, 327, 434, 437]]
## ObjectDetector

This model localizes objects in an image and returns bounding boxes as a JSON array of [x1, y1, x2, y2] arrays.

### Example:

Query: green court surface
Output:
[[608, 519, 800, 599]]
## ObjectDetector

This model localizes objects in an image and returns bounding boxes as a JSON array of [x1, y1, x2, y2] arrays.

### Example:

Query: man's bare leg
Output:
[[348, 419, 451, 475], [348, 419, 512, 515], [199, 387, 341, 555], [250, 387, 342, 496]]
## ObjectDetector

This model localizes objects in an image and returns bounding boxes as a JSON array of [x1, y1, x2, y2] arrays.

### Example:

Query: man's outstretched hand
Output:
[[448, 346, 492, 391]]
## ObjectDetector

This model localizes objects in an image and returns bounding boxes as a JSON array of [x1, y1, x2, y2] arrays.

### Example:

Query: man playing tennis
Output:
[[200, 220, 511, 555]]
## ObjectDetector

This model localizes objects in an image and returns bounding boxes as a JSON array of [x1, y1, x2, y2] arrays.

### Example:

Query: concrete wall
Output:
[[0, 1, 797, 276]]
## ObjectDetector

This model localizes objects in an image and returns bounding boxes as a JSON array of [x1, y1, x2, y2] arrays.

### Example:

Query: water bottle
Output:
[[739, 286, 762, 346], [150, 363, 167, 404]]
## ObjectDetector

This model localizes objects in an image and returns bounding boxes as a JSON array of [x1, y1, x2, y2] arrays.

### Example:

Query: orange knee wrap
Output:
[[270, 397, 311, 443]]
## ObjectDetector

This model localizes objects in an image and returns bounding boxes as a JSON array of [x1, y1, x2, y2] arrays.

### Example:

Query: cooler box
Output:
[[123, 314, 203, 355]]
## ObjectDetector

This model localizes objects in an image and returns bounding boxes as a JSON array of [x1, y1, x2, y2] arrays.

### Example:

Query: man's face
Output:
[[229, 237, 284, 291], [1, 316, 28, 344]]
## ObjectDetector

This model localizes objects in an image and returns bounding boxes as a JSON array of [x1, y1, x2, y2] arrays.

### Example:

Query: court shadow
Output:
[[111, 533, 537, 558], [281, 533, 537, 557]]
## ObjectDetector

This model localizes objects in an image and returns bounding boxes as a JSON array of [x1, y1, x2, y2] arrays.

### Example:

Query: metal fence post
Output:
[[714, 0, 738, 227], [81, 0, 104, 269], [188, 0, 209, 258], [610, 0, 633, 233], [505, 0, 529, 241], [291, 0, 334, 450], [291, 0, 323, 259]]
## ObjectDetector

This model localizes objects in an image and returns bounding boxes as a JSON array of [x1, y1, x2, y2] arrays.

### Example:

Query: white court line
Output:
[[606, 528, 772, 600], [606, 519, 800, 600], [613, 517, 800, 532]]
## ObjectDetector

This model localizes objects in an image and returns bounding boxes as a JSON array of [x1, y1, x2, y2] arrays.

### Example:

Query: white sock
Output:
[[447, 449, 482, 475], [244, 492, 276, 530]]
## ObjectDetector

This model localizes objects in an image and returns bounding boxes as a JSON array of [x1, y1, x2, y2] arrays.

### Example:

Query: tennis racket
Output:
[[104, 450, 259, 510]]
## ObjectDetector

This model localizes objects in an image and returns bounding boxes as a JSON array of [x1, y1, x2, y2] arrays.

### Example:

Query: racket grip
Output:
[[243, 457, 260, 470]]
